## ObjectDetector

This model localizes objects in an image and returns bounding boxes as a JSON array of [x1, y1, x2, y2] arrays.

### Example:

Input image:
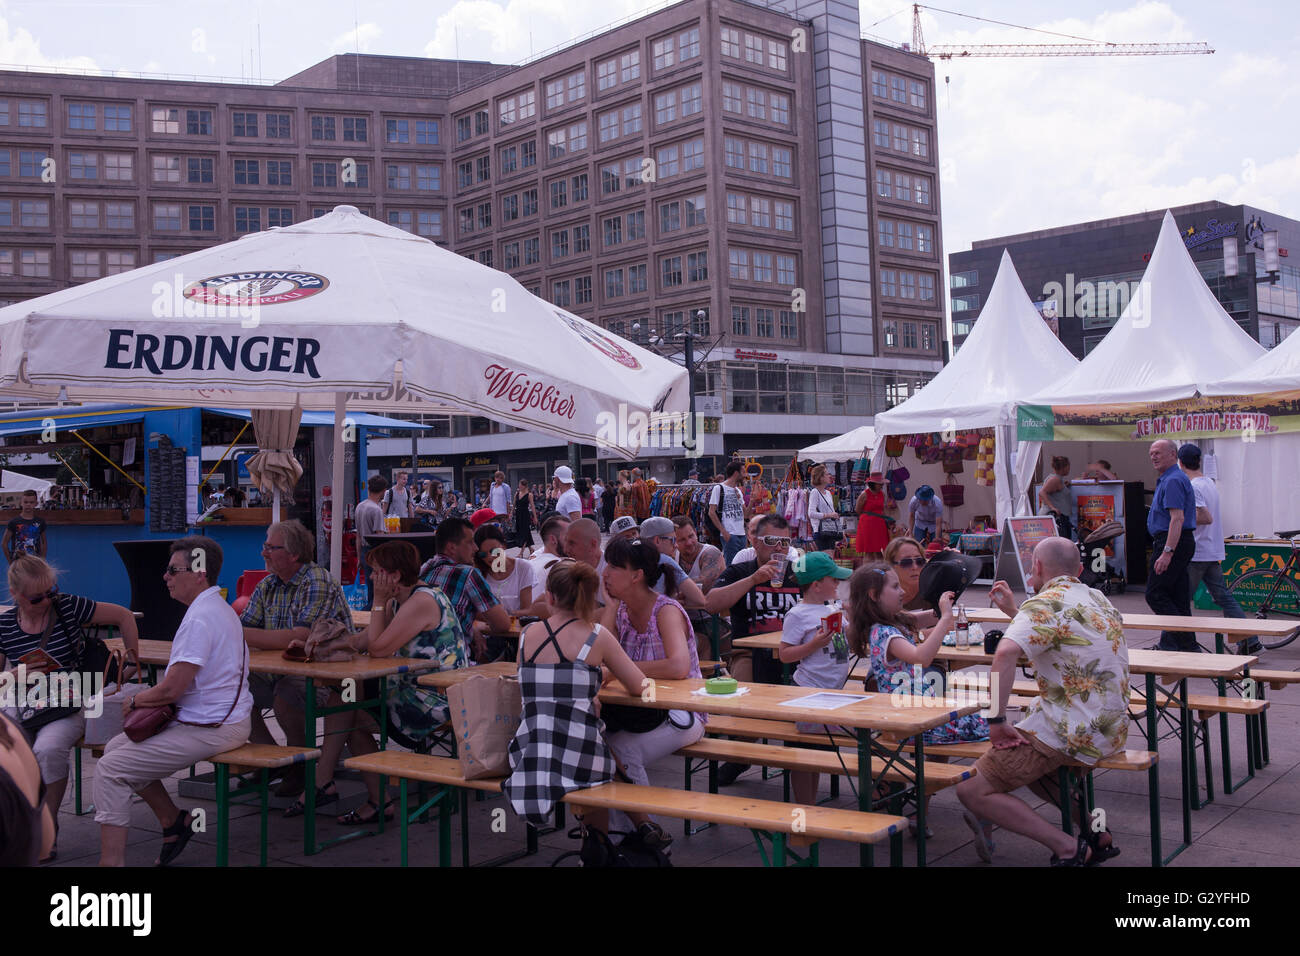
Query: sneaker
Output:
[[715, 762, 748, 787], [630, 821, 673, 851]]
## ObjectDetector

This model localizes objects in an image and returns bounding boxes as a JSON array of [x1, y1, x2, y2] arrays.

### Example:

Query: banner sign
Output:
[[1018, 390, 1300, 442]]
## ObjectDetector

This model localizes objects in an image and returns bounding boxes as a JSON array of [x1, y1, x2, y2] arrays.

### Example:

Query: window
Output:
[[655, 91, 676, 125], [921, 323, 935, 351], [70, 250, 100, 279], [687, 251, 707, 282], [878, 219, 894, 248], [312, 161, 338, 187], [153, 203, 181, 230], [522, 189, 537, 217], [892, 76, 907, 103], [661, 255, 682, 288], [660, 201, 681, 233], [653, 38, 675, 71], [601, 163, 621, 195], [104, 105, 132, 132], [456, 116, 472, 142], [186, 110, 212, 135], [267, 160, 291, 186], [880, 269, 897, 297], [343, 117, 367, 142], [729, 248, 749, 280], [893, 124, 908, 153], [233, 159, 259, 185], [387, 164, 411, 190], [753, 252, 772, 282], [732, 306, 750, 336], [768, 39, 787, 70], [415, 119, 438, 144], [457, 160, 473, 189], [919, 273, 935, 301], [18, 150, 46, 178], [620, 51, 640, 84], [387, 119, 410, 143], [770, 93, 789, 125], [657, 145, 678, 178], [780, 309, 797, 340], [477, 202, 492, 229], [267, 208, 293, 228], [624, 158, 643, 189], [772, 147, 791, 178], [567, 72, 586, 103], [681, 83, 702, 117], [894, 172, 912, 203], [744, 34, 763, 64], [911, 128, 929, 158], [312, 115, 336, 141], [721, 27, 740, 58], [502, 194, 519, 222], [750, 197, 771, 228], [897, 221, 914, 251], [679, 28, 700, 61], [416, 164, 440, 191], [105, 250, 135, 274], [0, 104, 7, 127], [629, 263, 647, 293], [345, 163, 370, 186], [685, 193, 706, 226], [603, 216, 622, 247], [0, 200, 7, 226], [19, 101, 48, 128], [900, 272, 916, 299], [746, 88, 766, 121], [910, 80, 927, 110], [66, 201, 95, 228], [915, 177, 930, 206], [597, 59, 617, 91], [152, 108, 180, 134], [727, 192, 746, 225], [723, 83, 743, 114], [598, 111, 619, 144], [756, 308, 774, 337], [550, 179, 567, 209], [605, 268, 624, 298], [388, 209, 413, 232], [574, 224, 590, 253], [459, 208, 475, 235], [235, 207, 261, 233], [873, 119, 890, 149], [901, 321, 918, 349], [233, 112, 258, 136], [777, 254, 795, 285], [876, 169, 892, 198], [551, 280, 571, 308], [188, 204, 215, 231], [884, 321, 897, 348], [775, 201, 793, 232], [951, 293, 979, 312], [567, 121, 587, 153], [575, 275, 592, 304], [622, 103, 641, 136], [267, 113, 291, 138], [187, 157, 214, 184], [524, 237, 540, 265], [872, 70, 888, 98], [546, 79, 565, 110], [571, 173, 588, 201], [546, 130, 565, 160], [521, 140, 536, 168], [69, 152, 98, 180], [105, 202, 133, 229], [748, 142, 768, 174], [627, 210, 645, 240], [504, 242, 521, 269], [476, 156, 490, 182], [725, 137, 744, 169], [69, 103, 96, 130]]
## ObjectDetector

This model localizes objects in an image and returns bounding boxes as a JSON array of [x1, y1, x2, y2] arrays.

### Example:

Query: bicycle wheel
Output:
[[1227, 570, 1300, 649]]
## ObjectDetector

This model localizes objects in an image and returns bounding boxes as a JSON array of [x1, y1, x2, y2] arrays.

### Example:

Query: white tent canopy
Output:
[[0, 469, 53, 503], [1202, 318, 1300, 396], [1025, 211, 1265, 408], [799, 425, 876, 461]]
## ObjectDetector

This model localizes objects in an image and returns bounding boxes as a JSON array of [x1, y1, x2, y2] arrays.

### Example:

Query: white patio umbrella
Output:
[[0, 205, 689, 577], [243, 405, 304, 523]]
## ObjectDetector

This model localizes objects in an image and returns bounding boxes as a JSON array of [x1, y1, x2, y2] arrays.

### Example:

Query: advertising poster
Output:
[[995, 515, 1058, 593], [1017, 389, 1300, 442]]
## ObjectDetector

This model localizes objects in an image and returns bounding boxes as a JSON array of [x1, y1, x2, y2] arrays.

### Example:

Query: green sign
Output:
[[1016, 404, 1056, 442]]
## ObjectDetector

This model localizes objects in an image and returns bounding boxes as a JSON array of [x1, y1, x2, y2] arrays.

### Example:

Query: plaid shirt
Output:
[[240, 562, 354, 633], [421, 555, 499, 634]]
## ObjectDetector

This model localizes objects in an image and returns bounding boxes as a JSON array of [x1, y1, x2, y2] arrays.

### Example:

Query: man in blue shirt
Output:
[[1145, 439, 1198, 651]]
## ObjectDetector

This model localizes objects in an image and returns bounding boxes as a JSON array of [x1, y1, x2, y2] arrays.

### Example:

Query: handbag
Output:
[[884, 435, 906, 458], [125, 642, 247, 743], [284, 617, 364, 663], [446, 674, 522, 780], [940, 483, 965, 507], [942, 447, 965, 474], [16, 602, 82, 733]]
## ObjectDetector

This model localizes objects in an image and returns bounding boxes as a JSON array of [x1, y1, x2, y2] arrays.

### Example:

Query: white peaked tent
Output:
[[873, 249, 1079, 527], [799, 425, 877, 461], [0, 206, 689, 577]]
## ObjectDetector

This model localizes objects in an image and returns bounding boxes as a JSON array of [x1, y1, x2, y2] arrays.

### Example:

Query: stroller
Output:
[[1078, 519, 1126, 594]]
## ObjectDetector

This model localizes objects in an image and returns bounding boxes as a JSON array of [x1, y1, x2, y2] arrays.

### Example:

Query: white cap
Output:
[[553, 465, 574, 483]]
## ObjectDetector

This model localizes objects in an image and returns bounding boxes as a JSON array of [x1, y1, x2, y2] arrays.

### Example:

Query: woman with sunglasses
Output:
[[473, 523, 537, 616], [0, 554, 140, 862], [884, 537, 939, 627]]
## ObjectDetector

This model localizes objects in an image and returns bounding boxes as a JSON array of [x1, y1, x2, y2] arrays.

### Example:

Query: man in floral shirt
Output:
[[957, 536, 1130, 866]]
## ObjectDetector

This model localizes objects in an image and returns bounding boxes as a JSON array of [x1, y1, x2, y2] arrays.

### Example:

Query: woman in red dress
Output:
[[854, 472, 892, 562]]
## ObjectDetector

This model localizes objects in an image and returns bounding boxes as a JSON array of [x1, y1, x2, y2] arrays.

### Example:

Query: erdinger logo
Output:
[[555, 310, 640, 370], [183, 271, 329, 307]]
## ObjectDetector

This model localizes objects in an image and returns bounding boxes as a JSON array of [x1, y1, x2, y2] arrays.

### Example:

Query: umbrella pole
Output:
[[330, 392, 347, 583], [272, 487, 281, 524]]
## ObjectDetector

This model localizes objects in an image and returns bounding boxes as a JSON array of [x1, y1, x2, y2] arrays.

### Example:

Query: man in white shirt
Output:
[[1179, 444, 1258, 654], [488, 471, 512, 523], [383, 470, 414, 519], [527, 513, 570, 586], [709, 460, 748, 566], [552, 465, 583, 520]]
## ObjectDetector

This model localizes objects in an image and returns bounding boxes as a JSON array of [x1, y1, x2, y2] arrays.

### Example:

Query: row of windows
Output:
[[724, 136, 794, 178], [874, 168, 932, 207], [652, 82, 704, 126], [877, 217, 935, 254], [883, 319, 939, 352], [719, 27, 788, 72], [879, 267, 937, 302], [0, 198, 134, 229], [729, 305, 799, 339], [721, 82, 790, 126], [871, 119, 930, 160], [650, 28, 702, 73], [869, 69, 928, 111], [728, 248, 798, 286], [725, 191, 795, 232]]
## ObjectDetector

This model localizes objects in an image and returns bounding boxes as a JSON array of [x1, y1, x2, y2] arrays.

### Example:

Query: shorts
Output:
[[250, 673, 332, 711], [974, 732, 1075, 793]]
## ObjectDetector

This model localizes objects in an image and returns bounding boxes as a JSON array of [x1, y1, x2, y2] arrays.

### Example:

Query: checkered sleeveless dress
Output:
[[503, 619, 618, 826]]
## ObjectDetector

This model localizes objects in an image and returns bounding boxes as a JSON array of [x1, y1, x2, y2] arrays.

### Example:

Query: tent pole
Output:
[[330, 392, 347, 583]]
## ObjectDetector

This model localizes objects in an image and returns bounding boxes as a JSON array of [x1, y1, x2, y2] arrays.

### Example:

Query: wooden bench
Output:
[[1248, 668, 1300, 691], [345, 750, 907, 867], [704, 714, 855, 748], [210, 744, 321, 867]]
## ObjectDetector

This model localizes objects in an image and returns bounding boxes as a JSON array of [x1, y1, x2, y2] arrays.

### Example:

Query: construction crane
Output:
[[906, 3, 1214, 59]]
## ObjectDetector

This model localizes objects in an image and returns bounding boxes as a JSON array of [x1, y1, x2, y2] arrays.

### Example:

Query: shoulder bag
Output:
[[16, 602, 84, 733]]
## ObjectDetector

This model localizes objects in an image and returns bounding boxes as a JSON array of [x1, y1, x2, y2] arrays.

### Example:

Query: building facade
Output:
[[949, 201, 1300, 358], [0, 0, 946, 490]]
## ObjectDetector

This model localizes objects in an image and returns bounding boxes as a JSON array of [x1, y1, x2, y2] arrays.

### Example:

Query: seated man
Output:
[[956, 537, 1130, 866], [421, 516, 512, 659], [638, 517, 707, 610], [240, 519, 353, 810]]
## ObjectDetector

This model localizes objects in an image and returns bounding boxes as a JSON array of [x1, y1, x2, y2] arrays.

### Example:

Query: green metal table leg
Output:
[[399, 779, 409, 867], [303, 678, 317, 856], [461, 789, 471, 867], [259, 768, 269, 867], [216, 763, 230, 868], [856, 728, 873, 868], [1178, 679, 1192, 848], [915, 735, 927, 868], [1145, 673, 1165, 867], [710, 613, 721, 663], [773, 832, 786, 867], [1057, 767, 1072, 833]]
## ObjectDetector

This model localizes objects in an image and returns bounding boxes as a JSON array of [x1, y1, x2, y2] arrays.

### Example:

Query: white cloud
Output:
[[0, 10, 98, 71], [331, 22, 383, 54]]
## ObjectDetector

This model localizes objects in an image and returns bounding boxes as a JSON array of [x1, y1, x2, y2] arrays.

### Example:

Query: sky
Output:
[[1, 0, 1296, 271]]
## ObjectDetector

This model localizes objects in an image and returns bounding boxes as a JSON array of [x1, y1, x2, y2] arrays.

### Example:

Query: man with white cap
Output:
[[609, 515, 639, 541], [552, 466, 582, 521], [639, 516, 707, 609]]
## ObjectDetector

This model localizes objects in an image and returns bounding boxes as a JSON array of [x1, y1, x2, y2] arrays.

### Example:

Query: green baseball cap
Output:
[[794, 551, 852, 586]]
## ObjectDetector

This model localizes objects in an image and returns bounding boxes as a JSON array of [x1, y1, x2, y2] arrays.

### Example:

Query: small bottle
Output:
[[956, 604, 970, 648]]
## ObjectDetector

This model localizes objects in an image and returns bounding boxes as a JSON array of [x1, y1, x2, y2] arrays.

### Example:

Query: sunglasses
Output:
[[163, 564, 190, 577], [261, 543, 288, 552], [760, 535, 792, 547], [25, 586, 58, 604], [893, 557, 926, 569]]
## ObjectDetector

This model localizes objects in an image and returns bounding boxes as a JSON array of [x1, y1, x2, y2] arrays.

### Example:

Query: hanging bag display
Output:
[[884, 435, 906, 458], [942, 447, 965, 475], [940, 481, 965, 508]]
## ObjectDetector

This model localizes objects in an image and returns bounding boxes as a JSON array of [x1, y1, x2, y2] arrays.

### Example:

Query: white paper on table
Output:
[[779, 691, 872, 711], [690, 686, 751, 699]]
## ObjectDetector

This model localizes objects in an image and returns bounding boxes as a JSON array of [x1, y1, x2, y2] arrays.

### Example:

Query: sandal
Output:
[[283, 782, 339, 818], [1085, 828, 1121, 866], [337, 800, 395, 826], [963, 810, 996, 863], [156, 809, 195, 867], [1049, 832, 1092, 867], [906, 815, 934, 840]]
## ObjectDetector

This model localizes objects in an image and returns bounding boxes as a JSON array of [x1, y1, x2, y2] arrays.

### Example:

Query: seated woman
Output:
[[95, 536, 249, 866], [0, 711, 56, 866], [320, 540, 470, 825], [503, 562, 650, 859], [884, 536, 938, 628], [473, 523, 536, 616], [0, 554, 141, 863], [598, 538, 706, 817]]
